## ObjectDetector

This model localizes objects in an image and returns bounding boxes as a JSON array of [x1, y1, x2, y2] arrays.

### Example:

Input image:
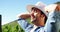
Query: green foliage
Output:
[[26, 18, 32, 24], [2, 18, 31, 32], [55, 1, 60, 4], [2, 20, 25, 32]]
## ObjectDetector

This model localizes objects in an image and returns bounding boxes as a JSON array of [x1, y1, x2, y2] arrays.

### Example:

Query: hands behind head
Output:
[[19, 12, 46, 26]]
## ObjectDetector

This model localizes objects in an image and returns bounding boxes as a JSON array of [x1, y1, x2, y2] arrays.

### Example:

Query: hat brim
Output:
[[26, 5, 38, 13]]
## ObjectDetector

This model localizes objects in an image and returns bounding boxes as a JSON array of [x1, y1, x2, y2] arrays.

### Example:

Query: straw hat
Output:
[[26, 2, 47, 16]]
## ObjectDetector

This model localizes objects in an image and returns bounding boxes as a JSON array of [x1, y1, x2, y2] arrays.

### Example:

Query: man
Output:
[[17, 2, 47, 32], [44, 4, 60, 32]]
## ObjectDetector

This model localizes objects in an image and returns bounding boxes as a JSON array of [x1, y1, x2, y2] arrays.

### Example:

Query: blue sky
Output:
[[0, 0, 60, 25]]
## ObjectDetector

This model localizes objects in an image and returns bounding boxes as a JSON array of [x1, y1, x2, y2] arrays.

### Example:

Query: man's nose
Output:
[[31, 13, 34, 16], [31, 11, 34, 15], [34, 13, 37, 16]]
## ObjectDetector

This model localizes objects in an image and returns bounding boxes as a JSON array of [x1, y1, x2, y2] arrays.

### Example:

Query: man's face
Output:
[[31, 7, 42, 19], [30, 7, 46, 26]]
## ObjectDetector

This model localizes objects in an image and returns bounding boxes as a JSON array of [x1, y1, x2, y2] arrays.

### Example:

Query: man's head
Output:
[[30, 7, 47, 26], [26, 2, 47, 26]]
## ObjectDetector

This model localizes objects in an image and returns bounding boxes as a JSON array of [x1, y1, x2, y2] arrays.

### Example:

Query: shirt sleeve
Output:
[[17, 18, 33, 32]]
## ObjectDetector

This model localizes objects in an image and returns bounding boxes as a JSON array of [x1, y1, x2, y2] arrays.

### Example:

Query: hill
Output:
[[2, 20, 25, 32]]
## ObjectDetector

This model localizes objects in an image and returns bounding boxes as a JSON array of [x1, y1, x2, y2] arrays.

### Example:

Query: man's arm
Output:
[[17, 14, 33, 32], [19, 14, 31, 19]]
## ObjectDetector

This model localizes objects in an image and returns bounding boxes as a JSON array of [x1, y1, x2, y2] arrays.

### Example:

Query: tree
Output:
[[55, 1, 60, 4]]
